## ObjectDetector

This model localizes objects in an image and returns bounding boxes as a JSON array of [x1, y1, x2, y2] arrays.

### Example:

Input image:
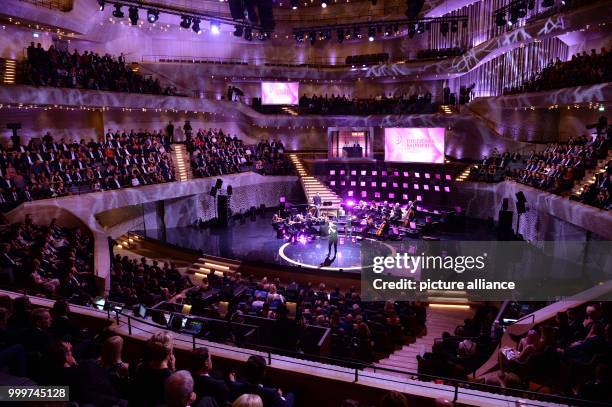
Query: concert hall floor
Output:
[[140, 215, 496, 273]]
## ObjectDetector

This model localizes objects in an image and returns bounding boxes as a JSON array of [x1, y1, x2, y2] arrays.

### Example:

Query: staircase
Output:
[[455, 163, 477, 181], [368, 305, 472, 376], [171, 143, 191, 182], [186, 255, 241, 284], [289, 154, 342, 209], [1, 59, 16, 85], [570, 151, 612, 197]]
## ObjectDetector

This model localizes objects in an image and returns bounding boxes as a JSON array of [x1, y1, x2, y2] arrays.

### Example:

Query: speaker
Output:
[[227, 185, 233, 196], [516, 191, 526, 203], [244, 0, 258, 23], [210, 186, 217, 197], [217, 195, 230, 228], [515, 191, 527, 214], [215, 178, 223, 190], [502, 198, 509, 211], [228, 0, 245, 20], [497, 210, 514, 240]]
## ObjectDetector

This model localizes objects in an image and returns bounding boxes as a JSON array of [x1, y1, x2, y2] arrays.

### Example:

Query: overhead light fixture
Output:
[[244, 27, 252, 41], [128, 6, 139, 25], [337, 28, 344, 43], [112, 3, 124, 18], [383, 26, 391, 36], [291, 0, 299, 9], [440, 20, 449, 36], [97, 0, 105, 11], [450, 20, 458, 33], [495, 12, 507, 26], [147, 9, 159, 23], [295, 31, 304, 42], [417, 22, 425, 34], [192, 18, 201, 33], [309, 31, 316, 45], [233, 25, 243, 37], [210, 20, 220, 35], [180, 15, 191, 29], [368, 26, 375, 41], [321, 0, 327, 8], [541, 0, 554, 7]]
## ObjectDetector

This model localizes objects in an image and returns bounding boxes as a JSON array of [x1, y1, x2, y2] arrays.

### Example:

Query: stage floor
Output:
[[140, 214, 497, 273]]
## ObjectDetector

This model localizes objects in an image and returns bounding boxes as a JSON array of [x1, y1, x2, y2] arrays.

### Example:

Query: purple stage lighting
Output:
[[346, 200, 355, 207], [279, 196, 286, 203]]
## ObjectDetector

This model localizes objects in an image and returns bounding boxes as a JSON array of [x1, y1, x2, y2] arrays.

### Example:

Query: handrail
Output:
[[112, 309, 611, 406]]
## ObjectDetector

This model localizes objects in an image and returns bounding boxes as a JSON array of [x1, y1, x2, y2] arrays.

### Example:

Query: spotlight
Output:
[[495, 12, 506, 27], [368, 26, 375, 41], [180, 15, 191, 29], [321, 0, 327, 7], [244, 27, 252, 41], [128, 6, 139, 25], [384, 26, 391, 36], [408, 24, 416, 38], [417, 22, 425, 34], [192, 18, 201, 33], [210, 20, 220, 35], [309, 31, 316, 45], [112, 3, 124, 18], [294, 31, 304, 42], [97, 0, 105, 11], [440, 20, 449, 36], [541, 0, 554, 7], [353, 26, 361, 39], [337, 28, 344, 43], [291, 0, 298, 9], [234, 25, 244, 37], [450, 20, 458, 33], [147, 9, 159, 23]]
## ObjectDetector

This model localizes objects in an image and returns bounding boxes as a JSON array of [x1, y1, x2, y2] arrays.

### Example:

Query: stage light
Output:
[[541, 0, 554, 7], [384, 25, 391, 36], [450, 20, 458, 33], [112, 3, 124, 18], [97, 0, 105, 11], [509, 7, 519, 24], [368, 26, 375, 41], [291, 0, 298, 9], [210, 20, 220, 35], [337, 28, 344, 43], [353, 26, 361, 39], [128, 6, 139, 25], [192, 18, 201, 33], [408, 24, 416, 38], [321, 0, 327, 7], [180, 15, 191, 28], [244, 27, 252, 41], [495, 12, 507, 27], [294, 31, 304, 42], [147, 9, 159, 23], [417, 22, 425, 34], [440, 20, 449, 36], [309, 31, 316, 45], [234, 25, 243, 37]]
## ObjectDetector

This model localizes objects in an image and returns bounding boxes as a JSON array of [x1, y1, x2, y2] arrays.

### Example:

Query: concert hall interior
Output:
[[0, 0, 610, 406]]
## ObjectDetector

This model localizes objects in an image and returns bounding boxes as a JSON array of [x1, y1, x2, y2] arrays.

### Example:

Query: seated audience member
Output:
[[233, 394, 264, 407], [131, 332, 176, 407], [191, 347, 229, 407], [229, 355, 294, 407], [164, 370, 217, 407], [379, 391, 410, 407]]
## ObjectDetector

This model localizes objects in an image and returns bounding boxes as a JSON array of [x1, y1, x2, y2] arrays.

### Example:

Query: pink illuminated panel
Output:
[[384, 128, 445, 163], [261, 82, 299, 105]]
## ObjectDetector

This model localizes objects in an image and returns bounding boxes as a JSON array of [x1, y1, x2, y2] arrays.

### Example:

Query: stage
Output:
[[138, 214, 497, 273]]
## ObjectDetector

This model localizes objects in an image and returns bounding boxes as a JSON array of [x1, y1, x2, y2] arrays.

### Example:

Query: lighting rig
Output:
[[96, 0, 268, 41], [293, 15, 468, 45], [493, 0, 537, 27]]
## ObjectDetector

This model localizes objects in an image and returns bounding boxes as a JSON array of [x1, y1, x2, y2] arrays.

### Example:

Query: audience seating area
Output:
[[0, 215, 96, 299], [416, 48, 465, 60], [503, 49, 611, 95], [187, 129, 292, 178], [0, 129, 175, 209], [23, 43, 181, 96]]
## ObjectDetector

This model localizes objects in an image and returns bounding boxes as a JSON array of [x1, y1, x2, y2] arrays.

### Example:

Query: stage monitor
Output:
[[261, 82, 299, 105], [384, 128, 445, 164]]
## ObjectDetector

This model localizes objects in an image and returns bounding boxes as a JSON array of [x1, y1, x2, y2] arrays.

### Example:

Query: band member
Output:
[[402, 201, 417, 227], [376, 216, 391, 240], [391, 203, 402, 222], [345, 214, 353, 238], [362, 215, 376, 235], [327, 219, 338, 257], [313, 192, 322, 216]]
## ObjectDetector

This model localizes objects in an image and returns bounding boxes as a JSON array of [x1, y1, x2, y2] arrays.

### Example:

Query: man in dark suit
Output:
[[228, 355, 293, 407], [190, 347, 228, 407]]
